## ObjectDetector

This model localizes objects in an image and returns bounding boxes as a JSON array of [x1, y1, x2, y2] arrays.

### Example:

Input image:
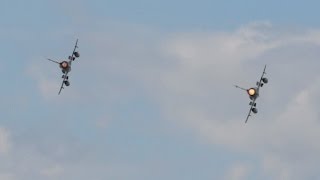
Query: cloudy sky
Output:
[[1, 0, 320, 179]]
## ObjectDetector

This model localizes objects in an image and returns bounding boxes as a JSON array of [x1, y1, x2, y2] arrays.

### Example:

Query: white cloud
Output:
[[224, 163, 251, 180], [96, 115, 112, 129], [145, 23, 320, 179], [0, 127, 11, 155], [40, 164, 64, 177], [25, 22, 320, 179], [0, 173, 15, 180]]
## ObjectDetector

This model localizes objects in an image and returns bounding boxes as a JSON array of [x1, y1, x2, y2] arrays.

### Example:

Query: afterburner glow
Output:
[[61, 61, 68, 68], [248, 88, 256, 96]]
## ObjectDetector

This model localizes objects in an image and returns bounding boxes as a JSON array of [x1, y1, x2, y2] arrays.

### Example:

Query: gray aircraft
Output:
[[235, 65, 268, 123], [47, 39, 80, 95]]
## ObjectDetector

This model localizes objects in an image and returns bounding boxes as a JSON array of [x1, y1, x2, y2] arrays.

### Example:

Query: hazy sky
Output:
[[1, 1, 320, 180]]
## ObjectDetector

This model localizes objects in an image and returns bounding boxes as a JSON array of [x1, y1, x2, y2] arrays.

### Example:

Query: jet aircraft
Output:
[[47, 39, 80, 95], [235, 65, 268, 123]]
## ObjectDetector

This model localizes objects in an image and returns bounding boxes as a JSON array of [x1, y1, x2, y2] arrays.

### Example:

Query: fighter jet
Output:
[[47, 39, 80, 95], [235, 65, 268, 123]]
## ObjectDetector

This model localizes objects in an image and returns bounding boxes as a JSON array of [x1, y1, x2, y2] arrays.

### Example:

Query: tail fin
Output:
[[234, 85, 247, 91], [47, 58, 60, 64]]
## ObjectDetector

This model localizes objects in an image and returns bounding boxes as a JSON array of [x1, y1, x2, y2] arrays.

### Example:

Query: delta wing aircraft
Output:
[[235, 65, 268, 123], [47, 39, 80, 95]]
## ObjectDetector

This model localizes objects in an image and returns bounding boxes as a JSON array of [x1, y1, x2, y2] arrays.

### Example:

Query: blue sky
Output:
[[1, 0, 320, 180], [2, 0, 320, 30]]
